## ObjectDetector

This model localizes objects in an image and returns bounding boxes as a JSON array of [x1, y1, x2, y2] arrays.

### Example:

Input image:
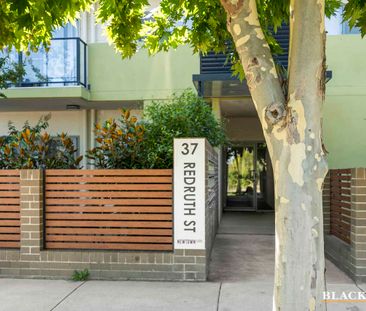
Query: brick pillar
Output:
[[20, 170, 44, 261], [323, 173, 331, 234], [350, 168, 366, 282]]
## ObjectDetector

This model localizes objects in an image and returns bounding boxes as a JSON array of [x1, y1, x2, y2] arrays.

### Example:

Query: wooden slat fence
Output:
[[45, 170, 173, 251], [0, 170, 20, 248], [330, 169, 351, 244]]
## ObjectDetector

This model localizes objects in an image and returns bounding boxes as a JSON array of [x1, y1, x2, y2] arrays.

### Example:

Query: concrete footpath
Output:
[[1, 213, 366, 310], [0, 274, 365, 311]]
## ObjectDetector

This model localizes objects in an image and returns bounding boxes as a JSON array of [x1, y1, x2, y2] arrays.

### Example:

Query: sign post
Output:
[[174, 138, 206, 250]]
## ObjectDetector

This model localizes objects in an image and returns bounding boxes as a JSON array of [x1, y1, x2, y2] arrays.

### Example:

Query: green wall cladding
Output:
[[2, 44, 200, 102], [324, 35, 366, 169], [87, 44, 200, 101], [3, 36, 366, 169]]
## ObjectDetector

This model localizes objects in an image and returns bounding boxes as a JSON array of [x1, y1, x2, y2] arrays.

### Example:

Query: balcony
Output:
[[6, 38, 87, 88], [193, 25, 290, 98]]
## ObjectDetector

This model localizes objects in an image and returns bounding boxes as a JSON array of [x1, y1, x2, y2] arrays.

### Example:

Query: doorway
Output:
[[224, 142, 274, 212]]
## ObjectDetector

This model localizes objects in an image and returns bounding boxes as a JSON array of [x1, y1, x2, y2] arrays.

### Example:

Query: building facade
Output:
[[0, 5, 366, 281], [1, 9, 365, 168]]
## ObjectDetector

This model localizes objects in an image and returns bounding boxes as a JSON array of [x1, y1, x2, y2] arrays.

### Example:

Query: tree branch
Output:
[[288, 1, 326, 101], [220, 0, 287, 130]]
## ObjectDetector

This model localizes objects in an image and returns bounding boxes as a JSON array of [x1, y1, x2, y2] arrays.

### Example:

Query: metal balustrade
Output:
[[3, 38, 87, 88]]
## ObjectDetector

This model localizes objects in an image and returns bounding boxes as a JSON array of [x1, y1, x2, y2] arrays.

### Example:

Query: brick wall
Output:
[[0, 248, 207, 280], [20, 170, 43, 261], [324, 168, 366, 283], [0, 170, 211, 281], [323, 173, 331, 234], [350, 168, 366, 282]]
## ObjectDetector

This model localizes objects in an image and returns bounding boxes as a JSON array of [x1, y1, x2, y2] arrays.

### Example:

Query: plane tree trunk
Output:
[[219, 0, 327, 310]]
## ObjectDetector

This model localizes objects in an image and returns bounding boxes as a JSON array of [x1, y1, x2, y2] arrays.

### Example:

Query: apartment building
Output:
[[1, 7, 366, 212]]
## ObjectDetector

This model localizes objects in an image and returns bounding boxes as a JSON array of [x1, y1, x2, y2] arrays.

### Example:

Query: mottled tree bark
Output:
[[220, 0, 327, 310]]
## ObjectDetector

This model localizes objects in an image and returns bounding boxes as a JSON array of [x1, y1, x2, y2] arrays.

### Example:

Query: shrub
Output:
[[87, 91, 226, 169], [0, 115, 82, 169], [142, 90, 226, 168], [72, 269, 89, 281], [86, 109, 146, 168]]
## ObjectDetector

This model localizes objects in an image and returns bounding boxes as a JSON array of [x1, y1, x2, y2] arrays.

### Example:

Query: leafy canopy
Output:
[[0, 1, 364, 83], [2, 0, 365, 58], [0, 0, 90, 51]]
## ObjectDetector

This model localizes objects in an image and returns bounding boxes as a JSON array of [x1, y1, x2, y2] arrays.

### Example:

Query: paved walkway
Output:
[[0, 212, 365, 311], [208, 212, 366, 310]]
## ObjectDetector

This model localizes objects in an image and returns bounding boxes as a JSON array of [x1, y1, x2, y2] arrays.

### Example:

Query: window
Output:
[[48, 136, 80, 158], [325, 6, 360, 35], [342, 22, 361, 35], [52, 22, 79, 38]]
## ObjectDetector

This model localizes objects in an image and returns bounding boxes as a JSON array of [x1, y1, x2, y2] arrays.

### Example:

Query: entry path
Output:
[[0, 212, 365, 311], [209, 212, 366, 311]]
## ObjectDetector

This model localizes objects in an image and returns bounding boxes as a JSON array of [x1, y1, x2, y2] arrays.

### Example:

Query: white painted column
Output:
[[89, 109, 96, 149], [211, 98, 224, 224], [174, 138, 206, 250], [88, 6, 96, 43], [79, 12, 88, 42], [81, 109, 88, 168]]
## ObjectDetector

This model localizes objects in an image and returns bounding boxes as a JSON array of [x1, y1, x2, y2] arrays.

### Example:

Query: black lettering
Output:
[[191, 143, 198, 155], [181, 143, 190, 155], [184, 186, 195, 193], [184, 193, 195, 201], [184, 162, 195, 169], [184, 220, 196, 232], [184, 207, 196, 216], [184, 202, 196, 207], [181, 143, 198, 155], [184, 177, 195, 185], [184, 170, 195, 176]]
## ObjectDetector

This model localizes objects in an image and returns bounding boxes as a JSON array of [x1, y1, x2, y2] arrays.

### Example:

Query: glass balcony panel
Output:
[[46, 39, 78, 84], [52, 23, 79, 39], [22, 46, 48, 85], [3, 38, 87, 88]]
